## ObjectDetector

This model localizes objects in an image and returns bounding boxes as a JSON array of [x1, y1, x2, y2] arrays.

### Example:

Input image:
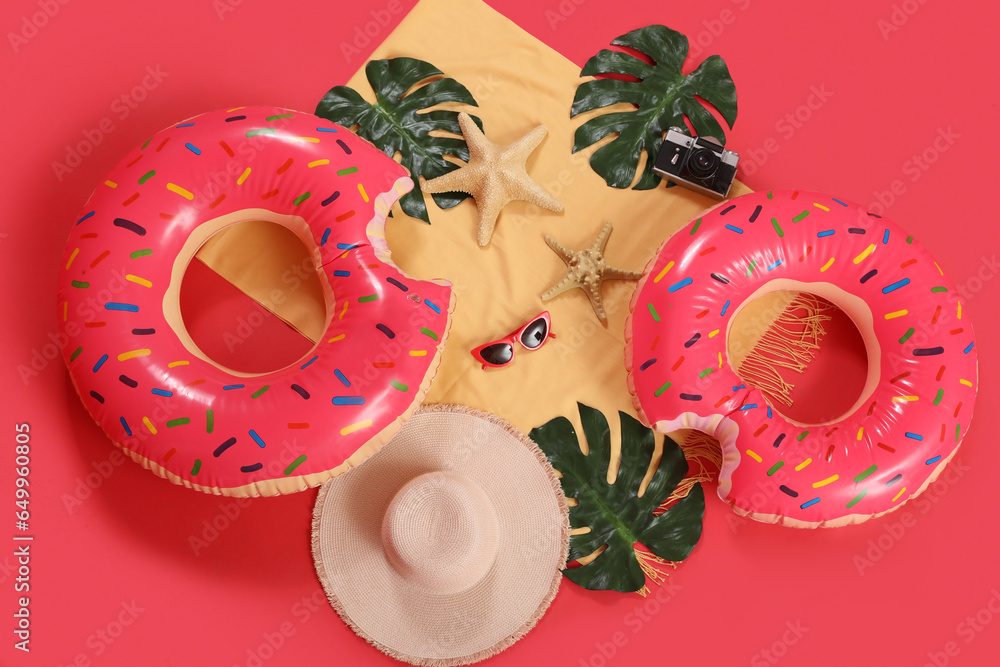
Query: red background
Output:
[[2, 0, 999, 665]]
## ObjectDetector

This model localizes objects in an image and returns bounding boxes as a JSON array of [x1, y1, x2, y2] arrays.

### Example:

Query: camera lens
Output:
[[688, 148, 720, 178]]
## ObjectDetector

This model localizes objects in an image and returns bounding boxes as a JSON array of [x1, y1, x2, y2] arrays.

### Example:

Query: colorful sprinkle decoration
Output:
[[627, 189, 977, 527], [56, 107, 454, 496]]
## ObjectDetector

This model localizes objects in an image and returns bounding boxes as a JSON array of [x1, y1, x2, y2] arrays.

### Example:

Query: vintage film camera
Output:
[[653, 126, 739, 199]]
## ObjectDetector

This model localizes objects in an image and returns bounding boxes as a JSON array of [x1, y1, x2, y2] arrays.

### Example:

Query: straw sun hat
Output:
[[312, 404, 570, 665]]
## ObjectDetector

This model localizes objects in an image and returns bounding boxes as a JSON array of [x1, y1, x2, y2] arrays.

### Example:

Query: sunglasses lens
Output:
[[480, 343, 514, 365], [519, 318, 549, 349]]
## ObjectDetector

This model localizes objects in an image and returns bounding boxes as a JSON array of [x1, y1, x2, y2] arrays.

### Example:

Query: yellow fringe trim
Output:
[[737, 293, 834, 406], [634, 546, 678, 597], [658, 432, 723, 510], [637, 432, 724, 596]]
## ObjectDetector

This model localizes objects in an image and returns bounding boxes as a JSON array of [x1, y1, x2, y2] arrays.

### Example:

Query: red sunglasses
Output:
[[471, 312, 556, 369]]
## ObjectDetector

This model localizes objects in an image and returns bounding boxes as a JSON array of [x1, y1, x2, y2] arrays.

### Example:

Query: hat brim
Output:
[[312, 405, 570, 666]]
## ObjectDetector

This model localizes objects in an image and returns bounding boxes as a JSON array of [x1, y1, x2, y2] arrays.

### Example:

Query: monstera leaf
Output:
[[316, 57, 482, 223], [571, 24, 738, 190], [530, 403, 704, 593]]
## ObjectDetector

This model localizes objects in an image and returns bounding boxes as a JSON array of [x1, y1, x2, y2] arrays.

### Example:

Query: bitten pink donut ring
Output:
[[626, 190, 978, 527], [57, 107, 454, 497]]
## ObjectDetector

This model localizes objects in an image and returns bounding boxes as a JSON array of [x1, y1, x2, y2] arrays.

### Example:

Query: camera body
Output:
[[653, 126, 739, 200]]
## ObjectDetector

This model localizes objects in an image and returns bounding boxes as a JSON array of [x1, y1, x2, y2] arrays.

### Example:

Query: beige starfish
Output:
[[541, 222, 643, 324], [422, 112, 563, 246]]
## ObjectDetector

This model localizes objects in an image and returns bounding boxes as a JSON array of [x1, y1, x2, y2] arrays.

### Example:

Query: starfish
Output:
[[541, 222, 643, 323], [422, 112, 563, 246]]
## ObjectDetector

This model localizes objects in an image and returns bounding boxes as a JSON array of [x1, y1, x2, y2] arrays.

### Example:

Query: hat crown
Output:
[[381, 471, 499, 594]]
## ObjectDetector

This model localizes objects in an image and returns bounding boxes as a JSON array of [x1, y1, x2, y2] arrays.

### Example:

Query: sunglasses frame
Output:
[[471, 311, 555, 369]]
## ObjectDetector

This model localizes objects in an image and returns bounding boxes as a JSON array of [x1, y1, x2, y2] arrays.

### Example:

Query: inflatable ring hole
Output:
[[175, 216, 331, 375], [727, 289, 870, 427]]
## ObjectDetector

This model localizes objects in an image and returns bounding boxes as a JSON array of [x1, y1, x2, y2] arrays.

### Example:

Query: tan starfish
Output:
[[422, 112, 563, 246], [541, 222, 643, 323]]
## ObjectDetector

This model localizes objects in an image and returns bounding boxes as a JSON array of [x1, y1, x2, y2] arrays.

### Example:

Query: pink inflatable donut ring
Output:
[[626, 190, 978, 528], [57, 107, 454, 497]]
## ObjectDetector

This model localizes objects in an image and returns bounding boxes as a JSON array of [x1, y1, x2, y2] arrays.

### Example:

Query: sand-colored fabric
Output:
[[312, 405, 570, 666], [195, 220, 326, 342], [361, 0, 752, 453], [205, 0, 751, 461]]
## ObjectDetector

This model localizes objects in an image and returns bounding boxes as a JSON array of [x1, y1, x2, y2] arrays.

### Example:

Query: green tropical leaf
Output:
[[571, 24, 738, 190], [529, 403, 705, 593], [316, 57, 482, 223]]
